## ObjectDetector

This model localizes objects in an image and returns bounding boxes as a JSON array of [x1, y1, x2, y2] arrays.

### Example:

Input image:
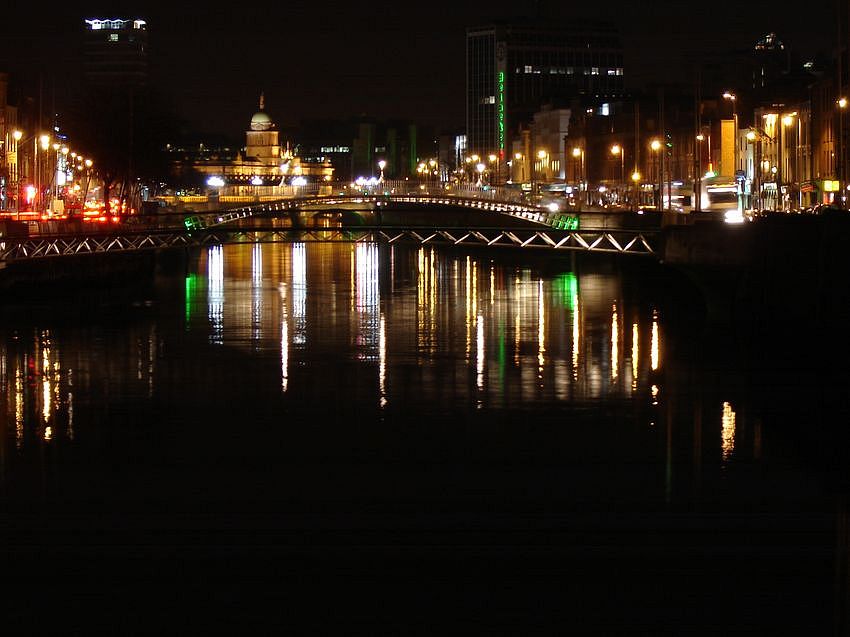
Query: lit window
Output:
[[524, 65, 533, 73], [566, 67, 574, 75], [607, 69, 616, 75], [591, 67, 599, 75], [109, 33, 118, 41]]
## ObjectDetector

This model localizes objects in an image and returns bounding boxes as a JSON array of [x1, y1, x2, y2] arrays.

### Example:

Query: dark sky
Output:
[[0, 1, 833, 140]]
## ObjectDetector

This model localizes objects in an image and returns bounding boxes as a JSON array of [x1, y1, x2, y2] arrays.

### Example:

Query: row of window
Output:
[[518, 66, 623, 76]]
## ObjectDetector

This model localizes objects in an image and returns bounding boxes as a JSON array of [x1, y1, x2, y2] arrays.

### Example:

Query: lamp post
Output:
[[695, 133, 705, 211], [12, 130, 54, 217], [781, 113, 797, 211], [631, 171, 641, 209], [536, 149, 547, 193], [610, 144, 624, 203], [10, 129, 23, 217], [475, 162, 486, 187], [723, 91, 740, 213], [572, 146, 585, 205], [722, 91, 738, 173], [488, 154, 498, 186], [377, 159, 386, 184], [513, 152, 524, 185], [839, 97, 847, 206], [650, 139, 661, 209]]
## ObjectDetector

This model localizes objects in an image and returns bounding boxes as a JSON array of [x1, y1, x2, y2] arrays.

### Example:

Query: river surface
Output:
[[1, 241, 847, 633]]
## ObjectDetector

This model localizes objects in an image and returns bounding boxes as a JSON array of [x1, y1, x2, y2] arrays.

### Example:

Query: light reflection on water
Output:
[[0, 242, 679, 441], [0, 239, 845, 631]]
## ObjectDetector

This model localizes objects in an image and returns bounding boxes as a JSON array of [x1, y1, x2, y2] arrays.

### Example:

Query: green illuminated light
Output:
[[498, 71, 505, 151], [555, 272, 579, 310]]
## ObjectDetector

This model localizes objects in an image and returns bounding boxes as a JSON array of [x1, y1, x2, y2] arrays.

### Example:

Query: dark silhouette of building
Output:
[[466, 19, 624, 164], [83, 18, 148, 88]]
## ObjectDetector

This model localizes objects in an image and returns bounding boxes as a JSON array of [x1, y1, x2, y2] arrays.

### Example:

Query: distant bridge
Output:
[[178, 181, 582, 231], [0, 181, 669, 267]]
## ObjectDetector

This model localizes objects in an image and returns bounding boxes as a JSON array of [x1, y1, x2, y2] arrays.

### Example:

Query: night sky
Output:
[[0, 2, 833, 140]]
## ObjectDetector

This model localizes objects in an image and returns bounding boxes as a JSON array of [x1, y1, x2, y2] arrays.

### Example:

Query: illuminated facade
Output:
[[178, 95, 334, 193], [466, 21, 623, 171]]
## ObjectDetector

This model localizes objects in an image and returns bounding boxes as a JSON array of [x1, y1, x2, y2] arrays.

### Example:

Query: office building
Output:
[[83, 18, 148, 88], [466, 20, 624, 168]]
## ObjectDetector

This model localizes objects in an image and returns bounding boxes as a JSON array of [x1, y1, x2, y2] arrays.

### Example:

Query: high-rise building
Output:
[[466, 20, 624, 166], [83, 18, 148, 88]]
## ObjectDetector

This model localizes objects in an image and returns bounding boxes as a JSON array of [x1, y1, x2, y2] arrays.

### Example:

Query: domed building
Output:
[[179, 93, 334, 198]]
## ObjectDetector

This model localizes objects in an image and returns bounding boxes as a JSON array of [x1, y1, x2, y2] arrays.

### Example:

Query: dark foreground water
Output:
[[1, 242, 849, 634]]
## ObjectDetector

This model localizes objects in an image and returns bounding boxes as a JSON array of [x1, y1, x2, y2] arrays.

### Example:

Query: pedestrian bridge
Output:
[[0, 181, 668, 267], [178, 181, 581, 232]]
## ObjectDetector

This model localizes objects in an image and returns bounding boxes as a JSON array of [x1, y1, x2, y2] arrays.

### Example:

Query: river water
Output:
[[1, 240, 847, 633]]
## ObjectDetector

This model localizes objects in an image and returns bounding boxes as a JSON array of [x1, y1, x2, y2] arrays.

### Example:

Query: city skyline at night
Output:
[[0, 2, 833, 138]]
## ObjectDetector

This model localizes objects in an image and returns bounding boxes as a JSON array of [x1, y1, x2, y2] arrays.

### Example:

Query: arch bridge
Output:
[[0, 181, 664, 266]]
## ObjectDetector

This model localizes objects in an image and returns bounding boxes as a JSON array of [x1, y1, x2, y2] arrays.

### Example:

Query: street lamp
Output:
[[650, 139, 662, 209], [488, 154, 498, 185], [723, 91, 738, 180], [631, 171, 641, 209], [695, 134, 706, 211], [838, 97, 847, 206], [377, 159, 386, 183], [610, 144, 624, 202], [11, 130, 54, 217], [571, 147, 585, 205], [537, 148, 547, 186], [475, 162, 486, 186], [781, 112, 797, 210]]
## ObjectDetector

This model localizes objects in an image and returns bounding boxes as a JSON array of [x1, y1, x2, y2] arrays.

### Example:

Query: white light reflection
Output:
[[280, 277, 289, 392], [14, 365, 23, 447], [292, 243, 306, 346], [208, 245, 224, 345], [379, 313, 387, 408], [466, 256, 472, 360], [355, 242, 380, 361], [490, 265, 495, 306], [650, 309, 660, 371], [252, 243, 264, 346], [67, 369, 74, 440], [476, 313, 485, 397], [42, 335, 52, 425], [571, 283, 580, 381], [631, 322, 639, 392], [281, 317, 289, 392], [721, 401, 736, 462], [611, 303, 619, 380], [538, 279, 545, 376], [515, 274, 521, 366]]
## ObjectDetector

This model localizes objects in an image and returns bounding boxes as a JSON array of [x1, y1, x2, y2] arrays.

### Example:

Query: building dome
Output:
[[250, 110, 273, 131], [249, 92, 274, 131]]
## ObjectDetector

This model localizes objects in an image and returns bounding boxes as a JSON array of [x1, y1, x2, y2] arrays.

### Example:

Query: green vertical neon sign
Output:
[[498, 71, 505, 153]]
